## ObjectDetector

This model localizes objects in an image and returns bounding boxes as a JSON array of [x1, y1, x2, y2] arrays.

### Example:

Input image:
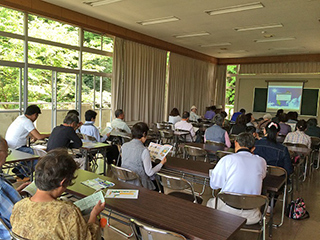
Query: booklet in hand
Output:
[[148, 142, 172, 161]]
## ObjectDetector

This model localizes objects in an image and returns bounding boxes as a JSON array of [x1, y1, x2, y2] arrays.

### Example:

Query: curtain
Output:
[[214, 65, 227, 109], [167, 53, 217, 117], [112, 38, 167, 124], [239, 62, 320, 74]]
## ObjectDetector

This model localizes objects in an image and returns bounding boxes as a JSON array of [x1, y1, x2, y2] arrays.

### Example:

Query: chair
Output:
[[183, 145, 207, 162], [156, 172, 203, 204], [110, 164, 142, 186], [130, 218, 187, 240], [205, 140, 226, 148], [159, 129, 174, 144], [0, 217, 30, 240], [310, 136, 320, 169], [217, 192, 269, 240], [267, 165, 287, 228], [215, 150, 232, 160]]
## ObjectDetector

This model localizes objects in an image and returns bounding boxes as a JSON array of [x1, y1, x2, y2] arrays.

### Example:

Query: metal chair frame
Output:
[[130, 218, 187, 240], [205, 140, 226, 147], [310, 136, 320, 170], [217, 192, 269, 240], [183, 145, 207, 162], [156, 172, 201, 204], [0, 217, 30, 240]]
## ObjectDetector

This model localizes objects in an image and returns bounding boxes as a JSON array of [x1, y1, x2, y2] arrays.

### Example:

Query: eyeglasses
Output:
[[0, 149, 12, 155]]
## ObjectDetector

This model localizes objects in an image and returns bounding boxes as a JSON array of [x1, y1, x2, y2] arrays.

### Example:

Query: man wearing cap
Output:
[[189, 105, 201, 122], [257, 113, 272, 132]]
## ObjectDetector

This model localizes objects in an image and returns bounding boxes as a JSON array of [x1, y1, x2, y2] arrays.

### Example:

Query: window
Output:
[[225, 65, 238, 118]]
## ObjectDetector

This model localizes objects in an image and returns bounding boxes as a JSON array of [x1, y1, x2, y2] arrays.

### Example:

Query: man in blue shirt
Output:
[[231, 108, 246, 122], [0, 136, 29, 239]]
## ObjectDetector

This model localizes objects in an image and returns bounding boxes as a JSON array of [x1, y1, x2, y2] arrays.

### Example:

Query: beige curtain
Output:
[[167, 53, 216, 116], [239, 62, 320, 74], [214, 65, 227, 109], [112, 38, 167, 124]]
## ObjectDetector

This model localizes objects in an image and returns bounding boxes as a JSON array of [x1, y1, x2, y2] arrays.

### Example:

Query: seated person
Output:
[[246, 126, 260, 140], [205, 114, 231, 148], [11, 149, 105, 239], [230, 108, 245, 122], [47, 113, 82, 152], [204, 106, 216, 120], [278, 113, 291, 136], [175, 111, 196, 142], [272, 109, 284, 123], [206, 132, 267, 225], [111, 109, 131, 134], [254, 122, 293, 176], [0, 136, 29, 239], [245, 113, 258, 128], [284, 120, 311, 148], [305, 118, 320, 138], [80, 110, 108, 142], [121, 122, 167, 190], [230, 114, 247, 135], [257, 113, 272, 132], [168, 108, 182, 126], [189, 106, 201, 122], [287, 111, 298, 124]]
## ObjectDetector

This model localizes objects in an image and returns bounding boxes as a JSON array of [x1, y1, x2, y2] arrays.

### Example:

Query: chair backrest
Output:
[[130, 218, 187, 240], [82, 134, 97, 142], [110, 164, 142, 186], [267, 165, 287, 179], [215, 150, 232, 160], [311, 136, 320, 147], [217, 192, 268, 212], [205, 140, 226, 147], [283, 142, 308, 148], [156, 172, 197, 203], [0, 218, 29, 240], [184, 145, 206, 158]]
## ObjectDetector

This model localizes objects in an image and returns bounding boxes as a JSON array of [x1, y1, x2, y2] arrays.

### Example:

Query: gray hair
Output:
[[213, 113, 224, 126], [236, 132, 255, 149], [63, 113, 79, 125]]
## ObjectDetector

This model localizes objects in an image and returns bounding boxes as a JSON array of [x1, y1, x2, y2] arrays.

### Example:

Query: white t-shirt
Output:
[[168, 115, 182, 126], [5, 115, 35, 149]]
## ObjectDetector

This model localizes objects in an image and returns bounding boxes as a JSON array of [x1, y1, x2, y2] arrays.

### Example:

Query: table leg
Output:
[[269, 193, 275, 238], [84, 149, 89, 170], [30, 160, 34, 181], [103, 147, 107, 175]]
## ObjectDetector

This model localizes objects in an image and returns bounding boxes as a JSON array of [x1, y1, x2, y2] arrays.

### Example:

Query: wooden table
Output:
[[2, 149, 39, 180], [80, 142, 110, 174], [68, 169, 246, 240]]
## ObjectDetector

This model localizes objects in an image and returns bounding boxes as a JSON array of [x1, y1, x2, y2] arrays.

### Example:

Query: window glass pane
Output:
[[83, 53, 112, 72], [28, 14, 79, 46], [57, 73, 76, 110], [82, 74, 95, 106], [0, 7, 24, 34], [0, 36, 24, 62], [0, 112, 19, 136], [0, 66, 21, 110], [84, 31, 102, 50], [96, 77, 111, 109], [102, 36, 114, 52], [29, 42, 78, 69]]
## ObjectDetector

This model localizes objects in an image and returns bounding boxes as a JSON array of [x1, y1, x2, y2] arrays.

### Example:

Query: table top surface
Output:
[[81, 142, 111, 150], [5, 149, 39, 163], [68, 170, 245, 240], [183, 143, 230, 153]]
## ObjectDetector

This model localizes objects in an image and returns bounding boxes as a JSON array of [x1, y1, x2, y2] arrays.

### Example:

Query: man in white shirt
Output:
[[207, 132, 267, 225], [111, 109, 131, 134], [5, 105, 50, 178], [189, 105, 201, 122], [174, 111, 196, 142]]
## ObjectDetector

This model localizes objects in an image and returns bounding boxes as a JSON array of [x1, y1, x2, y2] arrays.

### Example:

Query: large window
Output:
[[225, 65, 238, 118], [0, 6, 114, 135]]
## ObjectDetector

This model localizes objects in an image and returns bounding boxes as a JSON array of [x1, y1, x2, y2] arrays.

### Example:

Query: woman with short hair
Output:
[[284, 120, 311, 148], [121, 122, 167, 190], [11, 149, 105, 240], [168, 108, 182, 126]]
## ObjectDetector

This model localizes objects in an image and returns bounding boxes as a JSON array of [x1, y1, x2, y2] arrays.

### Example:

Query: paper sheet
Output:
[[74, 191, 105, 212], [81, 178, 115, 191], [105, 189, 139, 199]]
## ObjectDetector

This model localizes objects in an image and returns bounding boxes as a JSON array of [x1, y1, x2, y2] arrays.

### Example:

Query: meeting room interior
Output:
[[0, 0, 320, 239]]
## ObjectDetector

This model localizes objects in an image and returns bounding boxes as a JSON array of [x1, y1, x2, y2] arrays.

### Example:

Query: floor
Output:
[[99, 160, 320, 240]]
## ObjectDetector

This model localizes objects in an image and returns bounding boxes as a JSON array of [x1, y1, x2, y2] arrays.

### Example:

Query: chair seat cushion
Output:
[[168, 192, 203, 204]]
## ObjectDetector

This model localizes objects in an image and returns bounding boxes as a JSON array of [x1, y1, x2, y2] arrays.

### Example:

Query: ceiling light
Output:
[[200, 42, 231, 47], [83, 0, 122, 7], [137, 16, 180, 26], [235, 23, 283, 31], [254, 37, 296, 43], [268, 47, 305, 51], [175, 32, 210, 38], [205, 2, 264, 16]]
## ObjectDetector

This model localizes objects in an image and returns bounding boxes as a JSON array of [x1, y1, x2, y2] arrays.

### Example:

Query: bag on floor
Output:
[[286, 197, 310, 220]]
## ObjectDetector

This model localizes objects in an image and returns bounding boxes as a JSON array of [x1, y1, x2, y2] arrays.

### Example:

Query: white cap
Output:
[[191, 105, 197, 110], [263, 113, 272, 120], [216, 104, 223, 109]]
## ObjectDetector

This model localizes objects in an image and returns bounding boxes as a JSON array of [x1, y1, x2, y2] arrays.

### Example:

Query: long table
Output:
[[2, 149, 39, 181], [68, 169, 246, 240]]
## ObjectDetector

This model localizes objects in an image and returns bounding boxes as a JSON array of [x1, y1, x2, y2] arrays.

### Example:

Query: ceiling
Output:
[[43, 0, 320, 59]]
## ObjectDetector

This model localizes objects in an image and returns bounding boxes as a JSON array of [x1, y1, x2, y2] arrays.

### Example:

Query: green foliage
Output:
[[0, 8, 113, 110], [226, 65, 238, 105]]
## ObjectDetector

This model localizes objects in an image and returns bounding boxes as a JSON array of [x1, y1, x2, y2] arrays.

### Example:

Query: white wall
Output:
[[235, 74, 320, 122]]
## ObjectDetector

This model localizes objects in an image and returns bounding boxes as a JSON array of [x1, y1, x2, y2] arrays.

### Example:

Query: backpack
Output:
[[286, 197, 310, 220]]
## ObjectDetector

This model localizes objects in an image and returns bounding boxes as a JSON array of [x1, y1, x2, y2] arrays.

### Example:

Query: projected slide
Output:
[[266, 82, 303, 112]]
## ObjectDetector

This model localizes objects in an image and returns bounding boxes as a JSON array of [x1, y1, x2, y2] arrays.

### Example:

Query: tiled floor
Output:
[[100, 161, 320, 240]]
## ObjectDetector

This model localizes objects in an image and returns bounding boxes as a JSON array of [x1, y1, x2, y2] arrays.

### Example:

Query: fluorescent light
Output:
[[254, 37, 296, 43], [137, 16, 180, 26], [175, 32, 210, 39], [235, 23, 283, 31], [83, 0, 122, 7], [205, 2, 264, 16], [200, 42, 231, 47]]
